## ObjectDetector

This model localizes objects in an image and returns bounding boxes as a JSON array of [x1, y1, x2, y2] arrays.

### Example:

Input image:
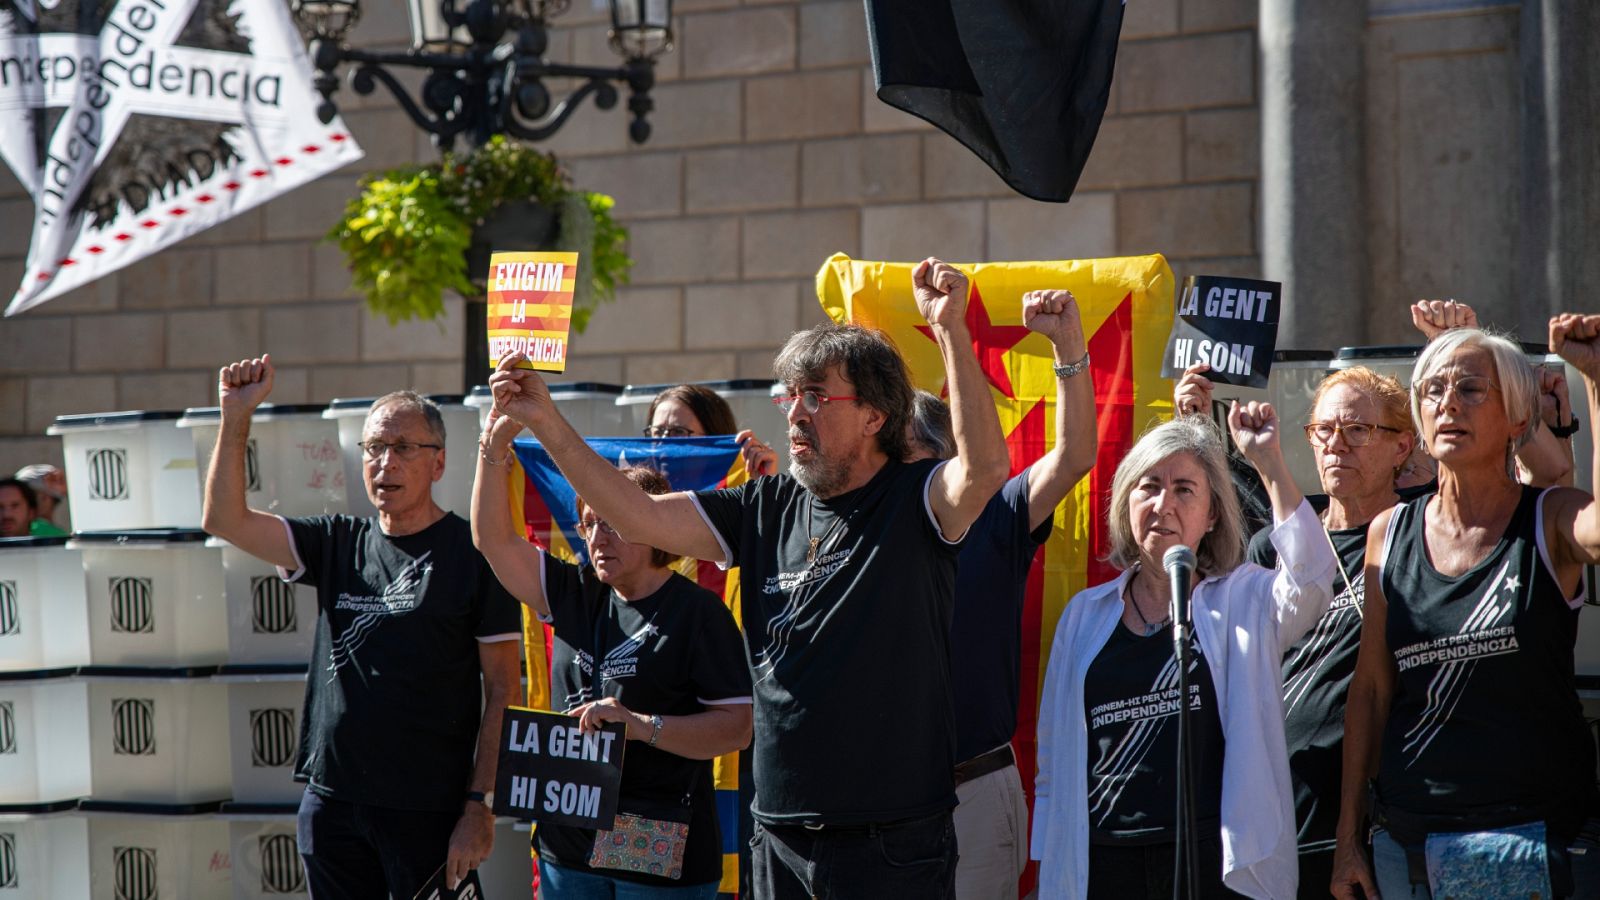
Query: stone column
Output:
[[1517, 0, 1600, 336], [1260, 0, 1370, 349]]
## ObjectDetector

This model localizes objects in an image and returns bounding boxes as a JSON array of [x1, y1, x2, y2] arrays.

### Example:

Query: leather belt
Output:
[[954, 744, 1015, 787]]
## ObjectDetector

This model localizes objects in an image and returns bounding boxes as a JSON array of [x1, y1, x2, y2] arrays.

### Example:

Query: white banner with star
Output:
[[1, 0, 364, 316]]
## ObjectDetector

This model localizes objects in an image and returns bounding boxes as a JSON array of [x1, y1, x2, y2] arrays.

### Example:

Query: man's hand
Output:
[[1537, 367, 1571, 430], [1410, 299, 1477, 340], [911, 257, 970, 330], [488, 353, 556, 431], [445, 803, 493, 890], [1174, 364, 1215, 417], [1022, 289, 1085, 354], [1329, 838, 1380, 900], [1551, 313, 1600, 382], [736, 429, 779, 478], [218, 355, 274, 416]]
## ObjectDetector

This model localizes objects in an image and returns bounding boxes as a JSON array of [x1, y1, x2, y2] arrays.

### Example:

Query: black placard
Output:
[[1160, 275, 1282, 389], [413, 867, 483, 900], [493, 706, 626, 829]]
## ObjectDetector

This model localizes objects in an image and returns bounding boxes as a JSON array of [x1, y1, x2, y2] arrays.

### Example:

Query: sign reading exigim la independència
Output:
[[1160, 275, 1283, 389], [486, 251, 579, 373]]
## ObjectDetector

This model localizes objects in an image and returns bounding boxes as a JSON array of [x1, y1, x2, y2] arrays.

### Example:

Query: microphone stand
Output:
[[1167, 548, 1200, 900]]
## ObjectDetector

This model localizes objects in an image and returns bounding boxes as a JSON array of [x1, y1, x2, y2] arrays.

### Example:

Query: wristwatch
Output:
[[1549, 416, 1581, 439], [647, 714, 664, 747], [1053, 351, 1091, 379], [466, 790, 494, 808]]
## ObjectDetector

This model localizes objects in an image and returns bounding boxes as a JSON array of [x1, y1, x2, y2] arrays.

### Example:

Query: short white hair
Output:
[[1411, 328, 1540, 448]]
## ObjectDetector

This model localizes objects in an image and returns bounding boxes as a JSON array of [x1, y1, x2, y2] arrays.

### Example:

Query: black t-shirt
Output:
[[952, 469, 1051, 763], [1378, 487, 1598, 831], [1247, 498, 1369, 854], [693, 458, 962, 825], [282, 513, 522, 812], [1084, 621, 1225, 844], [535, 558, 751, 887]]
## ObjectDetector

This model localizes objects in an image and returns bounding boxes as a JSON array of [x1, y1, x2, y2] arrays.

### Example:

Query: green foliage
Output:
[[329, 136, 632, 328]]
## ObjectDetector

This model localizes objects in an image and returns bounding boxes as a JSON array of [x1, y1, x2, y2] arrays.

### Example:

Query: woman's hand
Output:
[[1174, 364, 1215, 417], [489, 352, 556, 431], [570, 696, 648, 740], [737, 429, 779, 478], [1329, 837, 1380, 900], [1410, 298, 1477, 340], [1227, 399, 1283, 470], [1551, 313, 1600, 382]]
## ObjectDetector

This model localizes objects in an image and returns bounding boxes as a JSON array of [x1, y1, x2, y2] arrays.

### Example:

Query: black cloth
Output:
[[1247, 496, 1369, 857], [535, 558, 752, 887], [864, 0, 1124, 203], [951, 469, 1051, 764], [1083, 622, 1225, 844], [693, 459, 962, 825], [295, 786, 458, 900], [1377, 486, 1598, 833], [282, 513, 522, 813], [751, 811, 957, 900], [1086, 836, 1239, 899]]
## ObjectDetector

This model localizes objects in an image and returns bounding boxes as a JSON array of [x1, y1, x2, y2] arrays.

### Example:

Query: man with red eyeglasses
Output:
[[488, 257, 1010, 899]]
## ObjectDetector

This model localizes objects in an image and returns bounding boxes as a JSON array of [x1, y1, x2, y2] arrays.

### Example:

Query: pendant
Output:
[[807, 537, 821, 563]]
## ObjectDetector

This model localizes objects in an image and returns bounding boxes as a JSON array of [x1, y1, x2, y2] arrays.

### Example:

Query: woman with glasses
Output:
[[472, 411, 754, 898], [1180, 363, 1417, 898], [1331, 316, 1600, 900], [1032, 406, 1336, 900], [644, 384, 779, 477]]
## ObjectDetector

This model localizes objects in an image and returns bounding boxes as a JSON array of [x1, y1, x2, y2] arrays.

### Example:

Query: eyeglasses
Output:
[[577, 518, 619, 541], [643, 425, 697, 438], [771, 391, 858, 415], [359, 440, 442, 461], [1303, 422, 1402, 448], [1415, 375, 1498, 409]]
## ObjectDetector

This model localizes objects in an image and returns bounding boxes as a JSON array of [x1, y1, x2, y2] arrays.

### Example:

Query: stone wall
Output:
[[2, 0, 1584, 481]]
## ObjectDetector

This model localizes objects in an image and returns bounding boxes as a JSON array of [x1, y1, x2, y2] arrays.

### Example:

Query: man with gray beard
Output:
[[488, 257, 1010, 899]]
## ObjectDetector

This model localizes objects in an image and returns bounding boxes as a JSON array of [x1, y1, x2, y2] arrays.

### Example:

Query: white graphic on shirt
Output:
[[753, 546, 855, 680], [562, 613, 662, 711], [1086, 644, 1204, 828], [1393, 560, 1521, 767], [326, 552, 433, 677], [1282, 573, 1364, 717]]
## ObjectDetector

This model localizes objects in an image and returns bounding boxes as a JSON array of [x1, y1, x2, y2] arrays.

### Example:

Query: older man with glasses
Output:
[[487, 257, 1011, 899], [202, 354, 522, 899]]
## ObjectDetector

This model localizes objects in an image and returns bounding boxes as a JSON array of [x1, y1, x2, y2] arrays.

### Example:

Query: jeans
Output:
[[539, 860, 721, 899], [296, 787, 459, 900], [1085, 836, 1239, 900], [750, 810, 958, 900], [1371, 819, 1600, 899]]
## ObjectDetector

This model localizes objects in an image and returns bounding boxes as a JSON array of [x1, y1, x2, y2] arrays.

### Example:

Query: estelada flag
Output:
[[817, 252, 1174, 894], [863, 0, 1124, 203], [507, 435, 750, 896], [487, 251, 579, 372]]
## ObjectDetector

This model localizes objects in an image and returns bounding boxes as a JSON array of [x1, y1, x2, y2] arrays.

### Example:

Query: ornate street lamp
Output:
[[292, 0, 674, 150]]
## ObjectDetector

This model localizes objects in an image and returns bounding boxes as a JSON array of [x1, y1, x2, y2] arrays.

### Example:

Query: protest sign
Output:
[[1160, 275, 1282, 389], [2, 0, 364, 316], [413, 867, 482, 900], [486, 251, 579, 372], [493, 706, 626, 829]]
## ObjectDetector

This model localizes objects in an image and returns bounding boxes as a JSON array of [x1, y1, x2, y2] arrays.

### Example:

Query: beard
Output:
[[788, 426, 853, 497]]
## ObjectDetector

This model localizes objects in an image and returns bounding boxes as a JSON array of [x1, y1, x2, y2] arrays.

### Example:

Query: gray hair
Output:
[[774, 324, 915, 462], [1411, 328, 1540, 449], [1106, 416, 1246, 577], [367, 391, 447, 445], [909, 390, 954, 460]]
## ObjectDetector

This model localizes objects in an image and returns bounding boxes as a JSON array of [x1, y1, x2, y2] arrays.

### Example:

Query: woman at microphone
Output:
[[1031, 405, 1337, 900]]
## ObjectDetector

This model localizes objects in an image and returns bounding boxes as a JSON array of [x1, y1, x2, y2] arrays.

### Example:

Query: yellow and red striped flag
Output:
[[816, 252, 1175, 894]]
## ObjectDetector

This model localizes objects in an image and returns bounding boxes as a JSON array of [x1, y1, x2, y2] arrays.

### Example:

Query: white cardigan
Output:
[[1030, 500, 1337, 900]]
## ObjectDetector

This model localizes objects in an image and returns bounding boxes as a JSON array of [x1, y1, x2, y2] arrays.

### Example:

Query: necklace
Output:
[[1126, 576, 1172, 636], [804, 494, 852, 563]]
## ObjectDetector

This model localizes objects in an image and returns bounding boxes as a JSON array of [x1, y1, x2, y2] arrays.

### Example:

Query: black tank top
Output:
[[1377, 486, 1597, 830]]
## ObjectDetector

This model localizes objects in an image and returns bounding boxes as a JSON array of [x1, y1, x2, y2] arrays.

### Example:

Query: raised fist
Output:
[[911, 257, 969, 330], [218, 355, 274, 416]]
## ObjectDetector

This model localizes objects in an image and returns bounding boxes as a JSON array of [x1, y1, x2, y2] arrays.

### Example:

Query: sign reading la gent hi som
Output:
[[493, 706, 625, 830], [1161, 275, 1283, 389]]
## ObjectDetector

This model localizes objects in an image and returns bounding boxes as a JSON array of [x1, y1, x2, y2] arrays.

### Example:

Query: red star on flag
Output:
[[915, 281, 1032, 398]]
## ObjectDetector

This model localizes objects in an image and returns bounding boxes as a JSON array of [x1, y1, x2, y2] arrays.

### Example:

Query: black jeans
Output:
[[1086, 836, 1240, 899], [750, 810, 957, 900], [296, 787, 460, 900]]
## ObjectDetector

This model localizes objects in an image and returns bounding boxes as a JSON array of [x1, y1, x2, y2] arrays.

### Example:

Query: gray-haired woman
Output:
[[1331, 316, 1600, 900], [1031, 404, 1337, 899]]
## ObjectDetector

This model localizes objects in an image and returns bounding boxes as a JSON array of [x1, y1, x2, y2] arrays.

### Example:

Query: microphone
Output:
[[1163, 544, 1197, 649]]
